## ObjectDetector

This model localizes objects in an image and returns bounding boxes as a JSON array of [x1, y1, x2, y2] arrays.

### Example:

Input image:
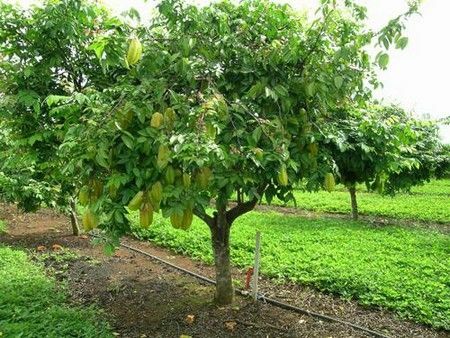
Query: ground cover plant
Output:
[[131, 211, 450, 329], [411, 178, 450, 195], [0, 246, 112, 337], [329, 179, 450, 195]]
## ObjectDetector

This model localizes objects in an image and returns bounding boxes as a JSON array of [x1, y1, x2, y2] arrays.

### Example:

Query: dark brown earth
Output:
[[0, 204, 448, 338]]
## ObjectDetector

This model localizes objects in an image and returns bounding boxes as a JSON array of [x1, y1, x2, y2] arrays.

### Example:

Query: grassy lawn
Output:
[[271, 179, 450, 223], [132, 211, 450, 329], [0, 246, 112, 338]]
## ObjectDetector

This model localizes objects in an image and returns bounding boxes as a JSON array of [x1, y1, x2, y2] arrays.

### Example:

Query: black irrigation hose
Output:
[[120, 241, 217, 285], [116, 240, 391, 338]]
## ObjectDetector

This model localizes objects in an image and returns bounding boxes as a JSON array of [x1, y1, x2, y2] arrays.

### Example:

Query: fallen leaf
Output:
[[185, 314, 195, 324], [52, 244, 63, 251], [36, 245, 46, 252], [225, 320, 237, 331]]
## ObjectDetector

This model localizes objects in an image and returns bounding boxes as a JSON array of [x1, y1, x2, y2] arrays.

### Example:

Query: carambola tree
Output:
[[0, 0, 127, 234], [54, 0, 418, 304], [321, 105, 447, 220]]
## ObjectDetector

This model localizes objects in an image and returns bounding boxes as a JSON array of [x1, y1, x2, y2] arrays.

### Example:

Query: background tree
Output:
[[384, 109, 450, 193], [0, 0, 127, 234], [322, 105, 446, 220], [57, 0, 419, 305]]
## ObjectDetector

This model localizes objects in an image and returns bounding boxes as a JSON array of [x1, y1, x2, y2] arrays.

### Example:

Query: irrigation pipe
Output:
[[114, 239, 391, 338]]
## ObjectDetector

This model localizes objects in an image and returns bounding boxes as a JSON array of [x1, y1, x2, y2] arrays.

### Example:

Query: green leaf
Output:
[[28, 133, 43, 145], [121, 134, 134, 149], [395, 37, 408, 50], [378, 53, 389, 69], [252, 127, 262, 143], [46, 95, 70, 107], [88, 38, 108, 60], [305, 83, 315, 97], [334, 76, 343, 89], [247, 82, 264, 98]]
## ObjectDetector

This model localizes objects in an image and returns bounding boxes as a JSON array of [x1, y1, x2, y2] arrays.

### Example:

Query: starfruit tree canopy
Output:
[[57, 0, 417, 239]]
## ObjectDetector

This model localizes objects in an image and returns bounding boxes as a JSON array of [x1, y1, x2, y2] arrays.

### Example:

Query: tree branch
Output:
[[194, 207, 214, 228], [226, 198, 258, 226], [226, 185, 268, 225], [298, 7, 335, 77]]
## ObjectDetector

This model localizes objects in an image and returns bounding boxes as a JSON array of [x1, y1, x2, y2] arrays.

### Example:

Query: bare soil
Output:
[[0, 204, 448, 338], [250, 203, 450, 234]]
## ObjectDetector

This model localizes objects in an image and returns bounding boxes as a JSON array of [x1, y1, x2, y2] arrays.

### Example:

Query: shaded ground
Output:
[[0, 204, 448, 338]]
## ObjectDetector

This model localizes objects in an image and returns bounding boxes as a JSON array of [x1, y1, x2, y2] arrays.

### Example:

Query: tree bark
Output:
[[349, 186, 358, 220], [69, 198, 81, 236], [211, 205, 234, 305], [201, 190, 264, 305]]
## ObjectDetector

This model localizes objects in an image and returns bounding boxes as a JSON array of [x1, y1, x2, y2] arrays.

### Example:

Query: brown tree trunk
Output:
[[211, 205, 234, 305], [349, 186, 358, 220], [195, 194, 260, 306], [69, 198, 81, 236]]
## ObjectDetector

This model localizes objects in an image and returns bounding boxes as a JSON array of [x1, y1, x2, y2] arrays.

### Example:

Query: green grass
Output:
[[272, 179, 450, 223], [132, 212, 450, 329], [411, 179, 450, 195], [0, 246, 112, 338]]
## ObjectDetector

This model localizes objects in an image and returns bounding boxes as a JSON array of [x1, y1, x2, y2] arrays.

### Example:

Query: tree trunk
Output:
[[349, 186, 358, 220], [69, 199, 81, 236], [211, 206, 234, 305], [195, 194, 260, 305]]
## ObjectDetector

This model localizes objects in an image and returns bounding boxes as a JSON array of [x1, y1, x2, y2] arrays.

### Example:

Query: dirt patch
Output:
[[250, 203, 450, 234], [0, 204, 448, 338]]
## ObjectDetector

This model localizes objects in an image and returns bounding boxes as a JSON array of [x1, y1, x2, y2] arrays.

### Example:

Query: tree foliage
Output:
[[0, 0, 124, 221], [322, 104, 447, 219]]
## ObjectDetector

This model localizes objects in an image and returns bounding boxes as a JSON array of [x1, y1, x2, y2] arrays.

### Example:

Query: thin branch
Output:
[[299, 7, 335, 77]]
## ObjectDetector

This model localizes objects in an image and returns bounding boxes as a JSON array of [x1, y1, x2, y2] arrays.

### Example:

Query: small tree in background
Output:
[[384, 111, 450, 193], [0, 0, 127, 234], [322, 105, 446, 220]]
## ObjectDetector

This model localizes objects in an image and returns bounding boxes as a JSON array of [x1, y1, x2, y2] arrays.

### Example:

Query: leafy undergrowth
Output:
[[410, 179, 450, 195], [272, 179, 450, 223], [132, 212, 450, 329], [0, 246, 112, 338]]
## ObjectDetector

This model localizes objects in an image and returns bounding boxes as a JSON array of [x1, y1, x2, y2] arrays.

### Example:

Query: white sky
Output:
[[9, 0, 450, 142]]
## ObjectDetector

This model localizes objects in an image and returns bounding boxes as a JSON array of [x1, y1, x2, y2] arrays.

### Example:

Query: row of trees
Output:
[[1, 0, 448, 304]]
